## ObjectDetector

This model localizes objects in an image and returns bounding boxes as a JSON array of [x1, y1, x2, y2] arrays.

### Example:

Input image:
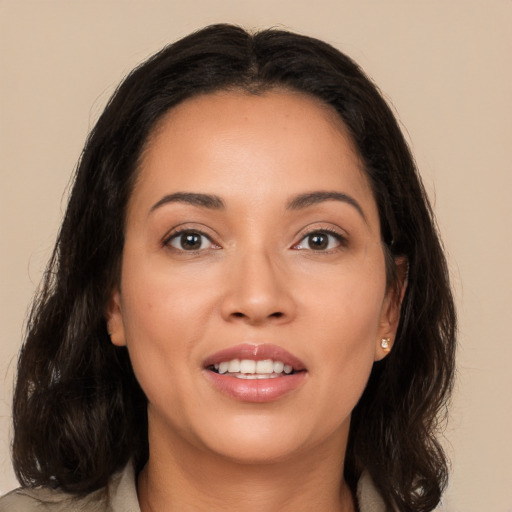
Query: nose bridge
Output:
[[222, 243, 295, 324]]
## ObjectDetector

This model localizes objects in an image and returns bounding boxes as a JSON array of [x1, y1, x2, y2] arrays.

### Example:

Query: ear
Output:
[[105, 289, 127, 347], [374, 257, 408, 361]]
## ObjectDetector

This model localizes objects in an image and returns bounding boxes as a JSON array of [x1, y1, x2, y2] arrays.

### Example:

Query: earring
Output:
[[380, 338, 391, 351]]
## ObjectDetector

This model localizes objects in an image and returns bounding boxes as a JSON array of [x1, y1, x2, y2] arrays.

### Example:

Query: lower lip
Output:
[[205, 370, 307, 402]]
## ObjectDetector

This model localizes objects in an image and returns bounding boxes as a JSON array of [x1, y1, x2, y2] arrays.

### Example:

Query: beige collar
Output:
[[356, 471, 387, 512]]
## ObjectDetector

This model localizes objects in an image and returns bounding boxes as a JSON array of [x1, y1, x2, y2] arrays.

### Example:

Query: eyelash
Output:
[[163, 227, 348, 253]]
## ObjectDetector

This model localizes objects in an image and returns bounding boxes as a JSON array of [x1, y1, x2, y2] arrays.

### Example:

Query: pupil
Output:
[[309, 234, 328, 250], [182, 233, 201, 249]]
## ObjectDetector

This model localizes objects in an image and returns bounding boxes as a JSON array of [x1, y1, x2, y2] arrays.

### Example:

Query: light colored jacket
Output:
[[0, 464, 387, 512]]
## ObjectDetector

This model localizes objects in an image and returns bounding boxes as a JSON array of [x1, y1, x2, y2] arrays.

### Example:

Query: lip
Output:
[[203, 343, 307, 403]]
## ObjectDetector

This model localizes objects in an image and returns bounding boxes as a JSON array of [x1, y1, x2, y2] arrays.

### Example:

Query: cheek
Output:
[[306, 305, 379, 438], [312, 293, 379, 385], [120, 253, 217, 337], [305, 257, 387, 338], [118, 281, 200, 433], [305, 260, 386, 399], [117, 254, 223, 395]]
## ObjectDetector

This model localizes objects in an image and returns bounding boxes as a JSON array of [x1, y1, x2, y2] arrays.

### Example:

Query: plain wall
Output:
[[1, 1, 511, 510]]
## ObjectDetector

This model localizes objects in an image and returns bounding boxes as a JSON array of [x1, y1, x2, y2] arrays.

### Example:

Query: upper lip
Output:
[[203, 343, 307, 371]]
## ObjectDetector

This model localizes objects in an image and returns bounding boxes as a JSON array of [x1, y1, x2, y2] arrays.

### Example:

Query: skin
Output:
[[107, 90, 404, 511]]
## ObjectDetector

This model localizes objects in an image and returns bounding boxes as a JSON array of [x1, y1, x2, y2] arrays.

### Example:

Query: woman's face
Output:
[[108, 90, 402, 464]]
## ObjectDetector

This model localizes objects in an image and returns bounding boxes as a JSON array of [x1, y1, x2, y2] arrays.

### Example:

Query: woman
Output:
[[0, 24, 456, 512]]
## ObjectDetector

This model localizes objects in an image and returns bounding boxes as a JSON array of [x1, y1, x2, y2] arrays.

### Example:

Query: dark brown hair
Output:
[[12, 24, 456, 512]]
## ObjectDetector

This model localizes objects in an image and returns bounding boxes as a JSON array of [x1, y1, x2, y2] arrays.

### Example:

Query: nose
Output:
[[220, 250, 296, 325]]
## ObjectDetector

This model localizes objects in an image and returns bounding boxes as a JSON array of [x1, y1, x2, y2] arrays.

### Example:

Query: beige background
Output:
[[1, 1, 511, 510]]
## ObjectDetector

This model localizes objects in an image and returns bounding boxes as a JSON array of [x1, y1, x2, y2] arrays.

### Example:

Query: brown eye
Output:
[[294, 230, 345, 251], [168, 231, 213, 251], [307, 233, 329, 250]]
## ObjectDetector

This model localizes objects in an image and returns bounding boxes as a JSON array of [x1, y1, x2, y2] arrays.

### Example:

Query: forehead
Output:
[[132, 89, 377, 220], [145, 89, 358, 165]]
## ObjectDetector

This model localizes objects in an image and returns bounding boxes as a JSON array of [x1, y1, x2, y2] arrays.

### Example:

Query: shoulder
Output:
[[0, 464, 139, 512], [1, 465, 386, 512]]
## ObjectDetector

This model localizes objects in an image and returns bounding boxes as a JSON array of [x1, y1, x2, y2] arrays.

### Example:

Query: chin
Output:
[[204, 433, 306, 465], [192, 410, 349, 466]]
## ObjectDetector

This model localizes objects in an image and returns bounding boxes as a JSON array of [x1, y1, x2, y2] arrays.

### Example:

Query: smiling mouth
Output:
[[208, 358, 302, 379], [203, 344, 307, 401]]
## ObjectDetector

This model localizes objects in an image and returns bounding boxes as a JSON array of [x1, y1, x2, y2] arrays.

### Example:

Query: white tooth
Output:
[[257, 373, 274, 379], [218, 361, 229, 374], [214, 364, 219, 370], [240, 359, 256, 374], [283, 364, 293, 374], [228, 359, 240, 372], [273, 361, 284, 373], [256, 359, 274, 374]]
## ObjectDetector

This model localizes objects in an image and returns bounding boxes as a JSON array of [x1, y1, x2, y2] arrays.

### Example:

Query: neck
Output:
[[137, 420, 355, 512]]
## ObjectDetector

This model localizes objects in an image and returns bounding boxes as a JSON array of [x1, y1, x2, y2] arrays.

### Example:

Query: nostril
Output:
[[230, 311, 284, 320]]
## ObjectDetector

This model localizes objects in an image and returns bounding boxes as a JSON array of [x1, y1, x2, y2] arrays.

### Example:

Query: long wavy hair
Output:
[[12, 24, 456, 512]]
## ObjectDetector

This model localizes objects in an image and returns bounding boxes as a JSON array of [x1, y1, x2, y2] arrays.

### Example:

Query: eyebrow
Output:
[[150, 190, 366, 221], [286, 191, 367, 221], [150, 192, 225, 212]]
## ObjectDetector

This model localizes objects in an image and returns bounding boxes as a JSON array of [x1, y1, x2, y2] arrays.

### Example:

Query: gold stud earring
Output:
[[380, 338, 391, 351]]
